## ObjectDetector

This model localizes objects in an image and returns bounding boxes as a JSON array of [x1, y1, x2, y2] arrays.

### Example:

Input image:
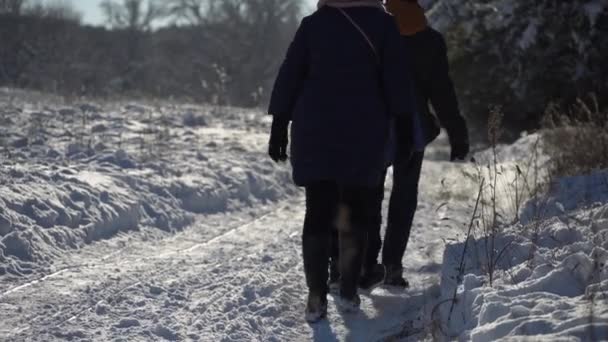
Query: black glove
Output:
[[450, 139, 470, 161], [447, 118, 470, 162], [268, 116, 289, 163]]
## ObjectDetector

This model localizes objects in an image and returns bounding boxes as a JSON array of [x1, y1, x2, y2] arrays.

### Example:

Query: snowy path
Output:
[[0, 156, 469, 341], [0, 94, 478, 341]]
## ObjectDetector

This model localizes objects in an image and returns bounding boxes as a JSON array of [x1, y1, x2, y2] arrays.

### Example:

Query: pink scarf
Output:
[[317, 0, 386, 10]]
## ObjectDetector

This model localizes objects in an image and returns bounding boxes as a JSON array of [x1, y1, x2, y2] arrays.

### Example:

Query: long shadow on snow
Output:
[[311, 320, 339, 342]]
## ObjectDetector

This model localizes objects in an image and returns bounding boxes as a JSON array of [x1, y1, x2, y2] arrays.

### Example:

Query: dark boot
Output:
[[335, 185, 377, 312], [365, 177, 387, 271], [335, 292, 361, 313], [384, 265, 409, 288], [328, 226, 340, 293], [302, 182, 338, 311], [305, 292, 328, 323], [328, 258, 340, 294], [359, 264, 386, 292], [337, 204, 365, 303], [302, 235, 330, 298]]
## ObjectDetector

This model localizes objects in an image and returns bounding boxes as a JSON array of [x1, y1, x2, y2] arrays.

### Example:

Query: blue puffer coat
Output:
[[268, 6, 416, 187]]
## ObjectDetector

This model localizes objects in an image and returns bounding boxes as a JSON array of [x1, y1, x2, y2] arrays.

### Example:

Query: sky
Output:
[[60, 0, 317, 26], [69, 0, 105, 25]]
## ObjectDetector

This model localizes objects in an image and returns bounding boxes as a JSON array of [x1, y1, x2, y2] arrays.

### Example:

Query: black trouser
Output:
[[303, 181, 378, 299], [366, 151, 425, 269]]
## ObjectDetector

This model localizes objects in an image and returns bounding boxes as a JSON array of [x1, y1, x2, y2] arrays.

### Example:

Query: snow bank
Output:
[[0, 93, 295, 277], [421, 132, 549, 227], [473, 132, 547, 166], [438, 169, 608, 341], [521, 170, 608, 225]]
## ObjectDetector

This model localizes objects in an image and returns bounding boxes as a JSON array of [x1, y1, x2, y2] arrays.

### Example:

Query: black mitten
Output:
[[268, 116, 289, 163]]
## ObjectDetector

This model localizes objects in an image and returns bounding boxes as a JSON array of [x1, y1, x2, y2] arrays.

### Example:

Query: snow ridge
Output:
[[0, 94, 295, 277]]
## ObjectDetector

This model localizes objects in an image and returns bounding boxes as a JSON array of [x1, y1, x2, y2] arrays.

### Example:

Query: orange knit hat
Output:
[[386, 0, 428, 36]]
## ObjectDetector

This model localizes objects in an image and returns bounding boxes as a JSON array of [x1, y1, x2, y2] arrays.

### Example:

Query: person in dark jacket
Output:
[[362, 0, 470, 288], [267, 0, 415, 323]]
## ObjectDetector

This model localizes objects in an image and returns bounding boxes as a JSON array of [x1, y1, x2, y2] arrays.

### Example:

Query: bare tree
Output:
[[100, 0, 167, 31], [0, 0, 27, 15], [99, 0, 168, 91], [166, 0, 214, 25], [164, 0, 301, 105], [0, 0, 82, 90], [27, 0, 81, 22], [0, 0, 303, 105]]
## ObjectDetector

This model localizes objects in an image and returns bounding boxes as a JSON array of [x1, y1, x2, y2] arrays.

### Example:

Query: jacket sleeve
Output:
[[267, 18, 309, 121], [381, 17, 416, 119], [429, 33, 469, 144]]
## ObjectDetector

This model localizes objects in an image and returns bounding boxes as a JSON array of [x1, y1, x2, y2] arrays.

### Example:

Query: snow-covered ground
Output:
[[1, 88, 607, 341], [0, 88, 296, 279], [438, 166, 608, 340]]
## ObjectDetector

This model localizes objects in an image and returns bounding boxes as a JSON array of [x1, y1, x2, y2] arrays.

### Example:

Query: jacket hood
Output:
[[386, 0, 428, 36]]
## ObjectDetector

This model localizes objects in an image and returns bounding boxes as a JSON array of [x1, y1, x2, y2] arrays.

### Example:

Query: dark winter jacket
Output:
[[268, 6, 415, 187], [402, 27, 468, 146]]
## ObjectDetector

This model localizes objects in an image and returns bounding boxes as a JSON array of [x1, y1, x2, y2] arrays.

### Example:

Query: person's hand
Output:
[[268, 116, 289, 163], [447, 120, 470, 162], [450, 139, 470, 162]]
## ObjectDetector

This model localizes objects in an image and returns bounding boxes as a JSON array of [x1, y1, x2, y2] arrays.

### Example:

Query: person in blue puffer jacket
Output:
[[267, 0, 416, 323]]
